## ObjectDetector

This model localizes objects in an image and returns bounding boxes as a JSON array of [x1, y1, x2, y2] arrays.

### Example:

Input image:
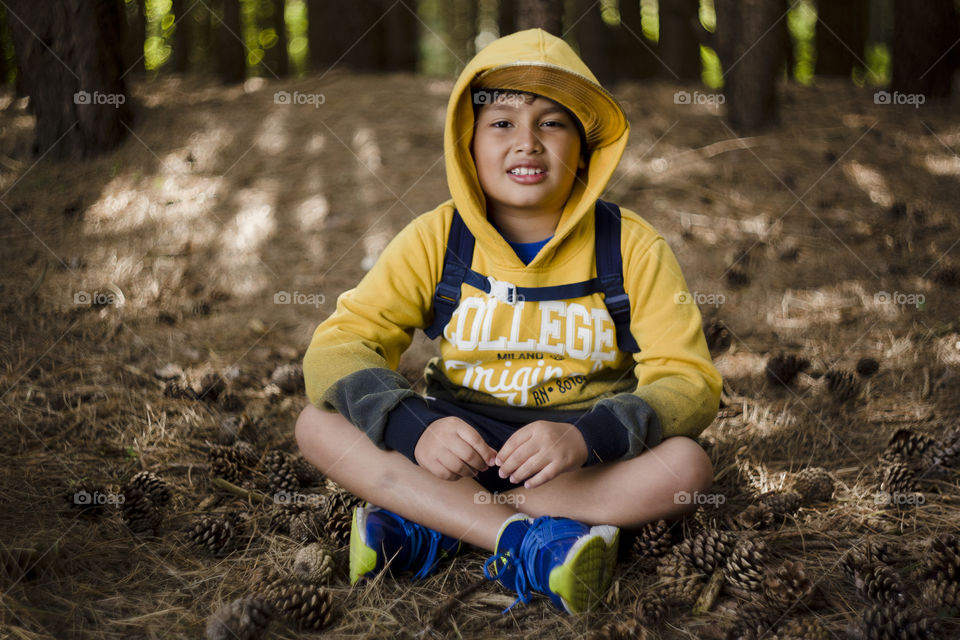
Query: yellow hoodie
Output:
[[303, 29, 721, 463]]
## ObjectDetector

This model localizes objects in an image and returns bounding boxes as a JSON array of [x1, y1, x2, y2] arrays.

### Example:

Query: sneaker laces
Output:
[[395, 517, 449, 580], [483, 516, 586, 612]]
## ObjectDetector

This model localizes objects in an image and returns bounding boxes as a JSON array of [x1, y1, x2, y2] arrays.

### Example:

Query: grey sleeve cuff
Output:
[[590, 395, 663, 461], [321, 368, 421, 450]]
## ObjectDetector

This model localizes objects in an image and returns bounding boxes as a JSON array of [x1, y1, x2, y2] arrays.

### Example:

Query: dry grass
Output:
[[0, 72, 959, 638]]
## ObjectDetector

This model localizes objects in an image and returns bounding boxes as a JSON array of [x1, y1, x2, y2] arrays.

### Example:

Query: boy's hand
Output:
[[495, 421, 588, 489], [414, 416, 498, 481]]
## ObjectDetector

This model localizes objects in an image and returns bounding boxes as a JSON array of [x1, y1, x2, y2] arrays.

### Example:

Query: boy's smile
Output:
[[471, 93, 585, 241]]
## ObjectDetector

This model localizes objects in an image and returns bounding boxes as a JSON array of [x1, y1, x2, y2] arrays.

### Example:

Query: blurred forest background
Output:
[[1, 1, 960, 640]]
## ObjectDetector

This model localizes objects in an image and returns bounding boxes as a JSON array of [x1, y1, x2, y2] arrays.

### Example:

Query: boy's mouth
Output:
[[506, 164, 547, 184]]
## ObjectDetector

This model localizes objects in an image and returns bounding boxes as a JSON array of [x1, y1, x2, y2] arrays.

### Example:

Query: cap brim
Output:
[[472, 62, 626, 149]]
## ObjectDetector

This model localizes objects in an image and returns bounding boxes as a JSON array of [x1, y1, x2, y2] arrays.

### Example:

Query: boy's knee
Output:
[[669, 436, 714, 495], [295, 404, 332, 464]]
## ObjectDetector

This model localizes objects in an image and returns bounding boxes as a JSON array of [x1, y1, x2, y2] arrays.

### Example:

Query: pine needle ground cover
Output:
[[0, 74, 958, 639]]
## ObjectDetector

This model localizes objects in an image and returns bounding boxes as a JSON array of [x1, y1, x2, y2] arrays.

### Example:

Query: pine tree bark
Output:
[[6, 0, 131, 158], [382, 0, 419, 72], [574, 0, 614, 83], [615, 0, 658, 80], [659, 0, 701, 80], [171, 0, 191, 73], [891, 0, 959, 98], [218, 0, 245, 83], [814, 0, 867, 76], [121, 0, 146, 76], [270, 0, 289, 77], [499, 0, 517, 37], [715, 0, 787, 133], [516, 0, 563, 36]]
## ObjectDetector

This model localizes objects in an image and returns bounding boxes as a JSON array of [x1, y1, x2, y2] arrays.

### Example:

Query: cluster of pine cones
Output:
[[764, 352, 880, 403], [160, 362, 305, 411], [874, 427, 960, 508], [67, 470, 172, 536]]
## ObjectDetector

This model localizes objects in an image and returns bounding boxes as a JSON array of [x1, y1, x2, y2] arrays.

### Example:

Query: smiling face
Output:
[[471, 92, 585, 225]]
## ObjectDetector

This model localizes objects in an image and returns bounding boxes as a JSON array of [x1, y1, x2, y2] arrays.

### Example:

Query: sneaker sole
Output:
[[349, 506, 378, 585], [547, 525, 620, 614]]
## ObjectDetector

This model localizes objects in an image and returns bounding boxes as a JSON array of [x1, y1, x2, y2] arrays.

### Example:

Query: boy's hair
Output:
[[470, 88, 589, 165]]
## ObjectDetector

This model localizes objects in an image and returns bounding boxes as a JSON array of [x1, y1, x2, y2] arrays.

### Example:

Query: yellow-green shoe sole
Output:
[[348, 506, 378, 585], [547, 526, 619, 613]]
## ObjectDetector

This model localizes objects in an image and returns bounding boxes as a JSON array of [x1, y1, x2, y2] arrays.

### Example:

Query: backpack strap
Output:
[[595, 199, 640, 353], [423, 210, 474, 340]]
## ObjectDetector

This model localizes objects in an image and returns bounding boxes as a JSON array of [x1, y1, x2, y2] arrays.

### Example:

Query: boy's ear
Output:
[[577, 156, 587, 170]]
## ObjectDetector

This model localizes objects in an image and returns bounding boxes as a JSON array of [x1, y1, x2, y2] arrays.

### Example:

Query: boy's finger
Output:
[[523, 462, 558, 489], [499, 441, 538, 479], [508, 454, 545, 485], [457, 427, 495, 469], [495, 428, 532, 467]]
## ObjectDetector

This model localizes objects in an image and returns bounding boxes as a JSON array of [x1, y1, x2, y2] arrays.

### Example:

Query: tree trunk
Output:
[[307, 0, 332, 71], [814, 0, 867, 76], [382, 0, 419, 72], [891, 0, 958, 98], [122, 0, 146, 75], [6, 0, 131, 158], [499, 0, 517, 36], [308, 0, 381, 72], [658, 0, 701, 80], [0, 7, 8, 85], [574, 0, 614, 83], [515, 0, 563, 36], [218, 0, 245, 83], [171, 0, 191, 73], [270, 0, 289, 77], [615, 0, 658, 80], [715, 0, 787, 133]]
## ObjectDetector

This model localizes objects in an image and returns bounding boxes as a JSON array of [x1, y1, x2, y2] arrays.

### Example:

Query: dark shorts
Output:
[[423, 395, 589, 494]]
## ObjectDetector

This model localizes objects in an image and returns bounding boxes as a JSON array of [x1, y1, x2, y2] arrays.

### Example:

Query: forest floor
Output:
[[0, 70, 959, 639]]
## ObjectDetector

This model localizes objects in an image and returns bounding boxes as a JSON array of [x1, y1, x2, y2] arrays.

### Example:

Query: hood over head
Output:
[[443, 28, 630, 267]]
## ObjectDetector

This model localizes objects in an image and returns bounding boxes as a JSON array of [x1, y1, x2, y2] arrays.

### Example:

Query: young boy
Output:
[[296, 28, 721, 614]]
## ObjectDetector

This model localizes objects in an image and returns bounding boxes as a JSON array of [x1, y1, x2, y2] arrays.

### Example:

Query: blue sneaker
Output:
[[349, 504, 462, 585], [483, 515, 619, 614]]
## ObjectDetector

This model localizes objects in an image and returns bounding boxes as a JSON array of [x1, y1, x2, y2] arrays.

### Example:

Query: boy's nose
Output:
[[513, 126, 542, 153]]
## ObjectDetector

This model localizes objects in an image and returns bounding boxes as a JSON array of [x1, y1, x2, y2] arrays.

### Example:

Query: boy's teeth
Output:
[[510, 167, 543, 175]]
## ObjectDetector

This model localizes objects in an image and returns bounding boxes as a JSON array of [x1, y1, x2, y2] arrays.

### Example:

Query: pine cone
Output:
[[218, 392, 245, 413], [934, 428, 960, 468], [251, 566, 288, 601], [587, 618, 646, 640], [884, 428, 937, 461], [205, 596, 273, 640], [324, 505, 353, 546], [704, 320, 731, 351], [126, 471, 171, 506], [762, 560, 813, 607], [163, 378, 195, 399], [289, 510, 322, 543], [856, 357, 880, 377], [854, 563, 907, 606], [725, 602, 778, 640], [270, 583, 334, 631], [268, 503, 310, 535], [877, 459, 918, 501], [634, 590, 666, 626], [657, 549, 705, 605], [293, 543, 334, 585], [824, 369, 859, 402], [735, 504, 774, 530], [758, 490, 802, 518], [765, 353, 809, 387], [232, 440, 258, 466], [270, 364, 304, 395], [724, 536, 768, 593], [632, 519, 672, 564], [858, 604, 939, 640], [919, 534, 960, 583], [921, 577, 960, 616], [188, 515, 236, 556], [771, 616, 828, 640], [208, 444, 250, 483], [196, 370, 226, 402], [263, 451, 300, 495], [120, 486, 162, 535], [676, 528, 737, 575], [291, 456, 323, 487], [841, 542, 894, 582], [790, 467, 834, 504]]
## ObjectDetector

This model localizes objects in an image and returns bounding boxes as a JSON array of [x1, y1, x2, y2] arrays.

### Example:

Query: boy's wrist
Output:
[[383, 396, 448, 464]]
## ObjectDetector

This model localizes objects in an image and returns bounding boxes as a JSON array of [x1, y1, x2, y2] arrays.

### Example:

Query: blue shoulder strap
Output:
[[423, 202, 640, 353], [594, 199, 640, 353]]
